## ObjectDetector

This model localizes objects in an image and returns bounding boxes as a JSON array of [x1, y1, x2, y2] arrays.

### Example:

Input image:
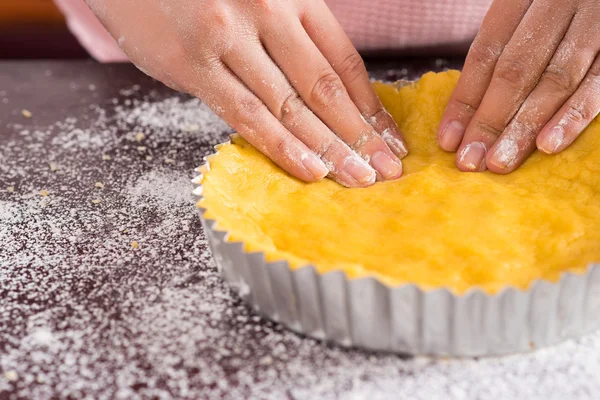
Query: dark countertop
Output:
[[2, 60, 600, 400]]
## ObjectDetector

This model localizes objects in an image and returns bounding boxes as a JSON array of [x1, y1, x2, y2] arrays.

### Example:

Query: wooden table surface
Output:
[[2, 59, 600, 400]]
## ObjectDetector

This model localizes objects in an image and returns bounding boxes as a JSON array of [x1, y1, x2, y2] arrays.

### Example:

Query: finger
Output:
[[536, 54, 600, 154], [259, 11, 403, 181], [486, 14, 599, 173], [438, 0, 534, 152], [221, 39, 376, 187], [301, 0, 408, 158], [196, 61, 329, 183], [456, 0, 575, 172]]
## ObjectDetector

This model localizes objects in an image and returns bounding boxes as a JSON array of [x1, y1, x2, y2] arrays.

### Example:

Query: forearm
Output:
[[53, 0, 128, 62]]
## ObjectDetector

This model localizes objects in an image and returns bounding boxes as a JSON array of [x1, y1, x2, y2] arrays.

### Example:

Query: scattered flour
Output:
[[128, 170, 195, 209]]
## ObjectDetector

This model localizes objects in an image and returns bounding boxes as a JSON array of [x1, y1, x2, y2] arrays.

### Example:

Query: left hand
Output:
[[437, 0, 600, 173]]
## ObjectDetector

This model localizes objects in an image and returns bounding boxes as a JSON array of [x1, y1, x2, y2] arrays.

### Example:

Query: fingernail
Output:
[[301, 153, 329, 180], [439, 120, 465, 151], [538, 126, 565, 154], [458, 142, 487, 172], [488, 138, 518, 169], [371, 151, 403, 179], [343, 155, 376, 185], [381, 128, 409, 158]]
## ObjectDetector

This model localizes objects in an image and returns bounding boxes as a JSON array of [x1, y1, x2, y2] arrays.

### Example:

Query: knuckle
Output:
[[349, 131, 377, 149], [209, 6, 233, 31], [252, 0, 277, 14], [468, 39, 504, 67], [494, 57, 531, 88], [576, 1, 600, 16], [587, 60, 600, 82], [337, 51, 367, 84], [318, 139, 337, 158], [234, 96, 265, 123], [564, 104, 589, 124], [542, 64, 578, 93], [274, 136, 290, 154], [452, 97, 478, 116], [365, 107, 390, 126], [278, 92, 304, 124], [511, 118, 537, 140], [583, 61, 600, 98], [475, 120, 504, 139], [276, 138, 285, 152], [368, 107, 387, 120], [310, 72, 346, 108]]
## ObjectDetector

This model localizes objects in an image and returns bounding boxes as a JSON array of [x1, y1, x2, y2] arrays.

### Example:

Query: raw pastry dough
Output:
[[199, 70, 600, 294]]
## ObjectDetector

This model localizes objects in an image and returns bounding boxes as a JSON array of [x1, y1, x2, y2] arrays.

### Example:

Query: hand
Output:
[[86, 0, 407, 187], [437, 0, 600, 173]]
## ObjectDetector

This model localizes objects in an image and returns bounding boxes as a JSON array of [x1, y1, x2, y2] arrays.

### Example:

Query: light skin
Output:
[[86, 0, 407, 188], [88, 0, 600, 185], [438, 0, 600, 174]]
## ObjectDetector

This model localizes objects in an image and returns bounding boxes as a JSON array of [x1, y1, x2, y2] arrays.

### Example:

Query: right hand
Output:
[[87, 0, 407, 187]]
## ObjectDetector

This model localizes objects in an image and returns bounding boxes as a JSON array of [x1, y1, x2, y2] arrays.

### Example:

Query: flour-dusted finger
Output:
[[455, 0, 575, 172], [485, 12, 599, 173], [537, 55, 600, 154], [437, 0, 534, 153], [221, 38, 376, 187], [198, 61, 328, 183], [301, 0, 408, 158], [258, 7, 402, 181]]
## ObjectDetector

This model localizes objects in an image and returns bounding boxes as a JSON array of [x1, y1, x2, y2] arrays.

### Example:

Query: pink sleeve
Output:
[[326, 0, 493, 52], [56, 0, 492, 62], [53, 0, 129, 63]]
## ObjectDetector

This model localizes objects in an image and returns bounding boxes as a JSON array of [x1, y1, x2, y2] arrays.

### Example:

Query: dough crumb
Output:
[[164, 158, 175, 164], [95, 182, 105, 189], [49, 163, 58, 172], [131, 241, 139, 249], [21, 109, 32, 118], [40, 189, 49, 197], [91, 199, 101, 204], [135, 132, 145, 142], [259, 356, 273, 365], [4, 370, 18, 382], [137, 146, 146, 152], [102, 154, 111, 161], [7, 186, 14, 193]]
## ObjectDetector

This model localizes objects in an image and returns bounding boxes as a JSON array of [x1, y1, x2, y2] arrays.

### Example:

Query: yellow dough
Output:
[[199, 70, 600, 294]]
